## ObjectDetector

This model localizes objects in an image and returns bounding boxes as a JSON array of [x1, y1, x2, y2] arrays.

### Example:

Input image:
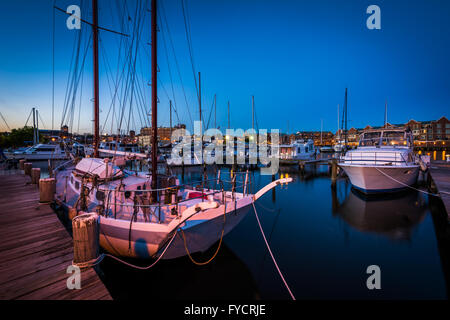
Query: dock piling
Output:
[[31, 168, 41, 184], [331, 159, 338, 188], [39, 178, 56, 203], [72, 212, 100, 268], [24, 162, 32, 176], [19, 159, 26, 170]]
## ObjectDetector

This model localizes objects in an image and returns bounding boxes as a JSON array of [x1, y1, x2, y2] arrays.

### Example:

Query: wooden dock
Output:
[[429, 161, 450, 219], [0, 172, 112, 300]]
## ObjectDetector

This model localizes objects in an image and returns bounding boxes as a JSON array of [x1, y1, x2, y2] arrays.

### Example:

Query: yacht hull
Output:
[[97, 198, 252, 259], [339, 164, 420, 194]]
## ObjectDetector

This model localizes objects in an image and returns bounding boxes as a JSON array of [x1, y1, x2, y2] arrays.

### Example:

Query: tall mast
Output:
[[337, 104, 340, 140], [169, 100, 172, 135], [36, 109, 39, 144], [198, 72, 202, 132], [214, 94, 216, 128], [384, 100, 387, 127], [344, 88, 348, 149], [252, 95, 254, 131], [92, 0, 100, 158], [320, 119, 323, 145], [227, 101, 230, 129], [32, 107, 36, 145], [151, 0, 158, 191]]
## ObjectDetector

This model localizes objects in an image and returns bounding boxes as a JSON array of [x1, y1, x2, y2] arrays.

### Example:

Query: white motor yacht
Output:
[[339, 128, 420, 194], [5, 143, 69, 161]]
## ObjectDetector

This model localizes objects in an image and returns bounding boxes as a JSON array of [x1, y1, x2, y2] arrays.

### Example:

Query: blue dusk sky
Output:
[[0, 0, 449, 134]]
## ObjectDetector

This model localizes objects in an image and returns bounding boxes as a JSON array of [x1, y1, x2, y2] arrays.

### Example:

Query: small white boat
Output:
[[320, 146, 333, 153], [54, 157, 291, 259], [5, 143, 69, 161], [333, 143, 345, 153], [279, 139, 316, 164], [339, 128, 420, 194]]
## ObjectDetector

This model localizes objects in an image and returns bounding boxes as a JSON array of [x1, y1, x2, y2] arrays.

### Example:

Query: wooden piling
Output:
[[331, 159, 338, 188], [24, 162, 32, 176], [31, 168, 41, 184], [72, 212, 100, 268], [19, 159, 26, 170], [39, 178, 56, 203]]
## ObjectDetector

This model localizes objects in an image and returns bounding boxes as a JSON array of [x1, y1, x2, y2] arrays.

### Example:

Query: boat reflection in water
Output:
[[333, 188, 427, 241]]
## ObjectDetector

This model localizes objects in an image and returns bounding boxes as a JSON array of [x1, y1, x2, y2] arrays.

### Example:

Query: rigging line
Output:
[[181, 0, 200, 121], [24, 108, 33, 127], [159, 13, 179, 126], [53, 6, 130, 37], [117, 6, 140, 134], [0, 111, 11, 131], [60, 23, 81, 128], [38, 111, 47, 130], [68, 30, 91, 133], [206, 97, 215, 130], [126, 0, 145, 133], [159, 1, 194, 129], [77, 66, 85, 134]]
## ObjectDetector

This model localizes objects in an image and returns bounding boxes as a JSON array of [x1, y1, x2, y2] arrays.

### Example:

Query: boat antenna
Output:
[[151, 0, 158, 193], [92, 0, 100, 158]]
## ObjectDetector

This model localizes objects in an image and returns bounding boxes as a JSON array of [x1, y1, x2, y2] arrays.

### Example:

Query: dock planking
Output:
[[0, 172, 112, 300], [429, 161, 450, 219]]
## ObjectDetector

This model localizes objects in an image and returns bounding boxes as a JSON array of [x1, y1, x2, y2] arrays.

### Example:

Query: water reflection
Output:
[[333, 188, 427, 241]]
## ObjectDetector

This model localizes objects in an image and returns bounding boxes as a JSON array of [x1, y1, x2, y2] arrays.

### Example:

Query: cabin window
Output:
[[359, 132, 381, 147], [75, 181, 80, 190], [124, 191, 131, 199], [305, 147, 308, 153], [71, 176, 74, 184]]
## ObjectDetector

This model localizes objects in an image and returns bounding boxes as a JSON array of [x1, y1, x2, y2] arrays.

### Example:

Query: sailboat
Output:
[[54, 0, 291, 259]]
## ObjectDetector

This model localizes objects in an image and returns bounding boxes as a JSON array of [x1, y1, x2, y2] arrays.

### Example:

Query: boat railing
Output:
[[96, 171, 252, 223], [343, 150, 411, 166]]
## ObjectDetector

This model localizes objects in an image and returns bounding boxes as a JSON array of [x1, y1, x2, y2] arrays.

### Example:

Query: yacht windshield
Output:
[[359, 132, 381, 147], [381, 131, 408, 146]]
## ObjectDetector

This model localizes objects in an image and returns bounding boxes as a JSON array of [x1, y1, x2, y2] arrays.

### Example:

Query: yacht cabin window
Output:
[[359, 132, 381, 147]]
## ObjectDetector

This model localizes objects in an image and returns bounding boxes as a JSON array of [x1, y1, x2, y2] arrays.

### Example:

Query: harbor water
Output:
[[79, 153, 449, 300]]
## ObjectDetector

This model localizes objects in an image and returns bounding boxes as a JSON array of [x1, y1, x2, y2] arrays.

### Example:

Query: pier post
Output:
[[39, 178, 55, 203], [331, 159, 338, 188], [299, 161, 305, 175], [31, 168, 41, 184], [72, 212, 100, 268], [19, 159, 26, 170], [24, 162, 32, 177]]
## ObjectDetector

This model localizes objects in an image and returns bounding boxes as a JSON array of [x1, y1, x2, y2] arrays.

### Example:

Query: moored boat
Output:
[[339, 128, 420, 194]]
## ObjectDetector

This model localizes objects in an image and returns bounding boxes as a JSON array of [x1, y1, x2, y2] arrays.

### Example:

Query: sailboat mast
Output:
[[344, 88, 348, 149], [214, 94, 216, 128], [227, 101, 230, 129], [252, 95, 254, 131], [198, 72, 202, 131], [92, 0, 100, 158], [32, 107, 36, 145], [384, 100, 387, 127], [151, 0, 158, 191]]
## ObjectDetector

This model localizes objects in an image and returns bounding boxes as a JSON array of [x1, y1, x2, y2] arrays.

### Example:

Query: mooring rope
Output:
[[180, 201, 227, 266], [251, 201, 296, 300], [85, 229, 178, 270], [374, 167, 450, 197]]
